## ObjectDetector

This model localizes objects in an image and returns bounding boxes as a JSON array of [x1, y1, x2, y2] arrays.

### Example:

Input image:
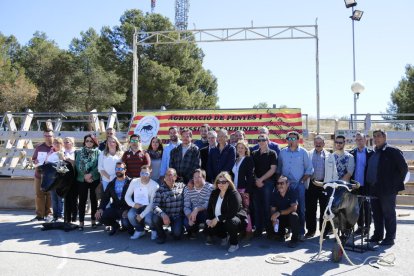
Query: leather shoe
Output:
[[305, 231, 315, 238], [368, 236, 383, 243], [108, 224, 120, 236], [379, 239, 394, 246]]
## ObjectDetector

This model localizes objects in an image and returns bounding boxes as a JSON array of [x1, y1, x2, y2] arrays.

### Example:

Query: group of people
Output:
[[31, 124, 408, 252]]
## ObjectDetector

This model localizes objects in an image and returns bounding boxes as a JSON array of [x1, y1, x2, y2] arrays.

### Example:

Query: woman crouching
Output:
[[205, 171, 247, 253]]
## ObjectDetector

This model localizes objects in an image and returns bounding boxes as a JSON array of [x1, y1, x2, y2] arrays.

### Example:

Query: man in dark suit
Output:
[[366, 129, 408, 246], [350, 132, 373, 235], [95, 162, 132, 235], [200, 130, 217, 177]]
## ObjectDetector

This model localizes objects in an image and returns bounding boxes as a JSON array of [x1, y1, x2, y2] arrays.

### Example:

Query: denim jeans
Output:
[[290, 182, 306, 235], [252, 179, 275, 234], [183, 210, 207, 233], [128, 206, 154, 231], [51, 190, 63, 219], [152, 214, 183, 240]]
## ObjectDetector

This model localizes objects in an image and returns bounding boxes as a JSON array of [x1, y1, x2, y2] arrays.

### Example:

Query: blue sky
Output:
[[1, 0, 413, 118]]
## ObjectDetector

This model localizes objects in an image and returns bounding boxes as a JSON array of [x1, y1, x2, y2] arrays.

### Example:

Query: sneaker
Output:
[[151, 231, 158, 240], [228, 244, 239, 253], [45, 215, 53, 223], [31, 216, 44, 222], [130, 231, 145, 240], [220, 236, 229, 246], [205, 235, 214, 245]]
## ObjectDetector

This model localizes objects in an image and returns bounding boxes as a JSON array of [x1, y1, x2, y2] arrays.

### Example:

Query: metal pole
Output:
[[352, 7, 357, 129], [315, 19, 320, 134], [132, 28, 138, 116]]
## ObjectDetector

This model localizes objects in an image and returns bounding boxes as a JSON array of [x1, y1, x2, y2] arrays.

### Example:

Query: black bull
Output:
[[39, 161, 74, 197], [328, 186, 360, 232]]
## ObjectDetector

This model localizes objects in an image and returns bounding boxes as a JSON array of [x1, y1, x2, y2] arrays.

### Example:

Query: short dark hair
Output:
[[335, 135, 346, 140], [116, 161, 126, 167], [373, 129, 386, 137], [130, 134, 140, 141], [287, 131, 300, 139], [193, 169, 206, 179]]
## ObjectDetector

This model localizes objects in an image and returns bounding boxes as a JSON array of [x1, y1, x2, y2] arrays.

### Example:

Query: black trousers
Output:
[[305, 181, 330, 233], [77, 180, 99, 223], [356, 185, 372, 229], [63, 178, 78, 223], [274, 212, 300, 242], [100, 207, 132, 230], [204, 216, 244, 245]]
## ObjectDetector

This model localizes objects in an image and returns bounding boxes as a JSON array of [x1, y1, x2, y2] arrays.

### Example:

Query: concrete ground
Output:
[[0, 207, 413, 276]]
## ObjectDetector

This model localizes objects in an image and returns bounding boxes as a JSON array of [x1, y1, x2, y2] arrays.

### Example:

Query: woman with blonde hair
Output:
[[205, 171, 247, 253], [98, 136, 124, 191]]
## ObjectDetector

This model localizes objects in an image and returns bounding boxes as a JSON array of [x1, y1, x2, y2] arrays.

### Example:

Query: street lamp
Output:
[[344, 0, 364, 129]]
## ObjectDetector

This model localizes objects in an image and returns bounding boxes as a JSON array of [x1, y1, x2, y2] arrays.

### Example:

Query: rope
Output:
[[265, 254, 290, 264]]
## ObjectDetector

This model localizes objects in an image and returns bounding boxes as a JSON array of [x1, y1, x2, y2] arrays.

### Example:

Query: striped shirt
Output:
[[153, 182, 185, 218], [183, 182, 214, 216], [122, 150, 148, 178]]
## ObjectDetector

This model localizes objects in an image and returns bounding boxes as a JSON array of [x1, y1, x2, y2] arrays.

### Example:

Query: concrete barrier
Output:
[[0, 177, 34, 209]]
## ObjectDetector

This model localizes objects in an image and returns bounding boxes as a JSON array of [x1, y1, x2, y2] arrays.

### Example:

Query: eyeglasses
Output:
[[64, 141, 71, 144], [115, 167, 125, 171], [140, 171, 150, 177], [85, 139, 94, 143], [257, 139, 267, 142], [277, 182, 286, 185], [217, 180, 229, 184], [287, 137, 297, 141], [335, 141, 344, 144], [130, 139, 140, 143]]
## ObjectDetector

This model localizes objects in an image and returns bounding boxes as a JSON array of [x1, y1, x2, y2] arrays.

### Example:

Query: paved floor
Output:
[[0, 208, 413, 276]]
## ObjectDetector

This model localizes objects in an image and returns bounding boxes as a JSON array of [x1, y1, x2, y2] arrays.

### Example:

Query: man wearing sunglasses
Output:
[[270, 175, 300, 248], [277, 131, 313, 240], [333, 135, 355, 182], [31, 129, 54, 221], [122, 134, 150, 178], [95, 162, 133, 236], [250, 127, 281, 156]]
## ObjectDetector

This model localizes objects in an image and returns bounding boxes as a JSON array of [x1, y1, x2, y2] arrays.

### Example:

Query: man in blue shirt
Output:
[[350, 132, 373, 235], [159, 126, 181, 182], [193, 124, 209, 150], [277, 131, 313, 239]]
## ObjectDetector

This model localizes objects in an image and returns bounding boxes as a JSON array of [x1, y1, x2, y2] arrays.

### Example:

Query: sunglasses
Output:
[[115, 167, 125, 171], [217, 180, 229, 184], [257, 139, 267, 142], [130, 139, 140, 143], [140, 171, 150, 177], [277, 182, 286, 185], [85, 140, 94, 143], [64, 141, 72, 144], [335, 141, 344, 144], [44, 135, 53, 138], [287, 137, 297, 141]]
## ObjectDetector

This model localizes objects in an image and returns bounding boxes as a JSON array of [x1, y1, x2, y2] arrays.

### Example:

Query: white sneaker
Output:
[[45, 215, 53, 223], [151, 231, 158, 240], [130, 231, 145, 240], [228, 244, 239, 253]]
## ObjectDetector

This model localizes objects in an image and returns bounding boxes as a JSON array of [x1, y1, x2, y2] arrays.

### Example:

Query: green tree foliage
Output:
[[69, 28, 126, 111], [387, 65, 414, 119], [19, 32, 75, 112], [0, 34, 38, 113], [101, 9, 218, 111], [253, 102, 269, 108]]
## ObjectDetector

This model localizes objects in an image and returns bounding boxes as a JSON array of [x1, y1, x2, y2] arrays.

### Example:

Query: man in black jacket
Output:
[[366, 129, 408, 246], [95, 162, 132, 236], [350, 132, 373, 235]]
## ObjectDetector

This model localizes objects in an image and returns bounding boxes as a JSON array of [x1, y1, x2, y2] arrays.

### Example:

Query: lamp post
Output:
[[344, 0, 364, 129]]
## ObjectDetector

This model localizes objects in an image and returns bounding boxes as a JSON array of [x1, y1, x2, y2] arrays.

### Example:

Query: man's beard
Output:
[[116, 172, 124, 178]]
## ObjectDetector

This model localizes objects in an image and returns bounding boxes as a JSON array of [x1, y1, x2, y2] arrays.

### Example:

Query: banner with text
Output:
[[128, 108, 302, 146]]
